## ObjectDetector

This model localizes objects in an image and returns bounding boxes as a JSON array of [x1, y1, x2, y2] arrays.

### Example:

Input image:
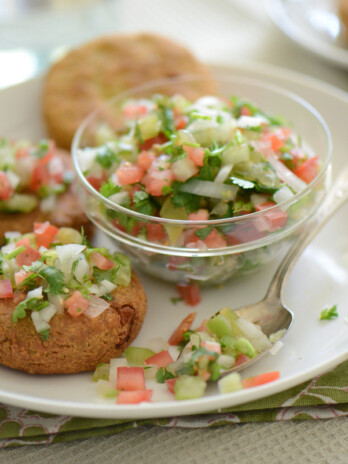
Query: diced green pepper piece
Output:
[[124, 346, 156, 366], [206, 314, 234, 339], [174, 375, 207, 400], [235, 338, 256, 358], [218, 372, 243, 394], [93, 363, 110, 382]]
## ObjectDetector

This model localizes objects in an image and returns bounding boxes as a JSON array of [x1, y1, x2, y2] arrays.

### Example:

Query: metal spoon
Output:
[[178, 165, 348, 375]]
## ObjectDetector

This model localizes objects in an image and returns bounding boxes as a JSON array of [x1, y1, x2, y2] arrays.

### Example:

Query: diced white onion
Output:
[[214, 164, 233, 184], [77, 147, 99, 174], [27, 286, 43, 300], [180, 179, 238, 201], [39, 304, 57, 323], [99, 279, 117, 294], [108, 191, 130, 205], [31, 311, 50, 334], [109, 358, 128, 388], [146, 337, 169, 352], [217, 354, 236, 370], [4, 231, 21, 242], [266, 153, 307, 193], [1, 243, 16, 254], [73, 256, 90, 283], [38, 246, 48, 253], [235, 318, 272, 353], [144, 366, 158, 380], [273, 185, 295, 204], [222, 143, 250, 165], [172, 157, 198, 182], [56, 244, 87, 274], [250, 193, 269, 207], [84, 296, 110, 319], [237, 115, 269, 128], [6, 170, 20, 189], [40, 195, 57, 213], [48, 156, 64, 177], [48, 294, 65, 314], [269, 340, 284, 355]]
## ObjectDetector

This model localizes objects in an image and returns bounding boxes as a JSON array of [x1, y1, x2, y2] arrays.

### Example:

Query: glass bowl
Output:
[[72, 74, 332, 286]]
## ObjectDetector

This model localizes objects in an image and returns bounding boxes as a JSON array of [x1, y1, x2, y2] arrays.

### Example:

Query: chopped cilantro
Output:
[[102, 293, 113, 302], [134, 120, 144, 144], [194, 227, 213, 240], [12, 297, 50, 323], [158, 104, 175, 138], [132, 190, 156, 216], [170, 297, 183, 305], [155, 367, 176, 383], [96, 146, 118, 169], [39, 266, 65, 296], [93, 266, 118, 284], [170, 181, 201, 213], [320, 305, 339, 320], [40, 329, 50, 341], [100, 180, 122, 198]]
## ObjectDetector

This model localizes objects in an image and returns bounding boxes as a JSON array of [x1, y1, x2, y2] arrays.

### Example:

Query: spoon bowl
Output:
[[177, 164, 348, 376]]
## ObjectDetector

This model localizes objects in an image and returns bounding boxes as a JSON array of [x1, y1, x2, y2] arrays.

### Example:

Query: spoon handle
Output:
[[266, 165, 348, 302]]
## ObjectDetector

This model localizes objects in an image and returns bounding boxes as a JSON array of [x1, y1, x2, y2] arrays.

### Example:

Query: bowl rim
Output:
[[71, 73, 332, 230]]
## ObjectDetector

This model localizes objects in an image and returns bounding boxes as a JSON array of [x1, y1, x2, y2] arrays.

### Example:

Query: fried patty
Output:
[[43, 32, 216, 149], [0, 149, 92, 242], [0, 273, 146, 374]]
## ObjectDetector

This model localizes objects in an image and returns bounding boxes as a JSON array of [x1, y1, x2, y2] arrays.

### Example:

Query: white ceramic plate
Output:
[[267, 0, 348, 69], [0, 63, 347, 419]]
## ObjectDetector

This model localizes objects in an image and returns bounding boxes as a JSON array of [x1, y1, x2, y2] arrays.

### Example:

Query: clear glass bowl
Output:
[[72, 74, 332, 285]]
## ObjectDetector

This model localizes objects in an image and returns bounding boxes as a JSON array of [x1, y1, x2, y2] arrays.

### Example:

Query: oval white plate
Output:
[[267, 0, 348, 69], [0, 63, 347, 419]]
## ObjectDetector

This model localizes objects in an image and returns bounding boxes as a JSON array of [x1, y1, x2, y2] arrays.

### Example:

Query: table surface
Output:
[[1, 0, 348, 462]]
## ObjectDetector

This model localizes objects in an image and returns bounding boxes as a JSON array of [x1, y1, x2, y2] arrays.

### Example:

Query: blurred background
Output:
[[0, 0, 347, 90]]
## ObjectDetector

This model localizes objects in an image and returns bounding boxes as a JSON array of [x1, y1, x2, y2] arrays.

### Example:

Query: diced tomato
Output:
[[116, 367, 146, 391], [165, 378, 177, 394], [14, 270, 32, 287], [201, 340, 222, 354], [116, 164, 144, 186], [64, 290, 90, 318], [225, 224, 266, 245], [176, 284, 201, 307], [203, 229, 227, 248], [167, 255, 189, 271], [16, 246, 41, 266], [242, 371, 280, 388], [34, 222, 59, 248], [15, 147, 30, 159], [139, 134, 167, 151], [0, 171, 14, 200], [86, 175, 104, 191], [168, 311, 197, 345], [30, 164, 50, 192], [116, 389, 153, 404], [137, 150, 155, 171], [145, 350, 174, 368], [37, 140, 55, 166], [0, 280, 13, 299], [90, 252, 114, 270], [254, 208, 288, 232], [184, 145, 205, 167], [143, 168, 174, 196], [293, 155, 319, 184], [145, 223, 166, 243], [130, 221, 145, 237], [234, 354, 250, 367], [15, 237, 32, 248], [122, 104, 149, 119], [240, 106, 252, 116], [175, 116, 187, 130], [188, 209, 209, 221], [254, 201, 277, 212]]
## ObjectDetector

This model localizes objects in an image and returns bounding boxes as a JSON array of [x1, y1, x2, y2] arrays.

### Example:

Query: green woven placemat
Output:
[[0, 360, 347, 447]]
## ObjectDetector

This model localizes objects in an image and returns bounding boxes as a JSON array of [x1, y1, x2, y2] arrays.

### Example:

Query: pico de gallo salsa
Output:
[[0, 138, 73, 214], [0, 223, 132, 339], [77, 93, 321, 250]]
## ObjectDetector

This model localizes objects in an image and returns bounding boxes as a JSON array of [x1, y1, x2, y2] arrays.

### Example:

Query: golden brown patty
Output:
[[0, 149, 92, 242], [42, 32, 216, 149], [0, 273, 146, 374], [339, 0, 348, 40]]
